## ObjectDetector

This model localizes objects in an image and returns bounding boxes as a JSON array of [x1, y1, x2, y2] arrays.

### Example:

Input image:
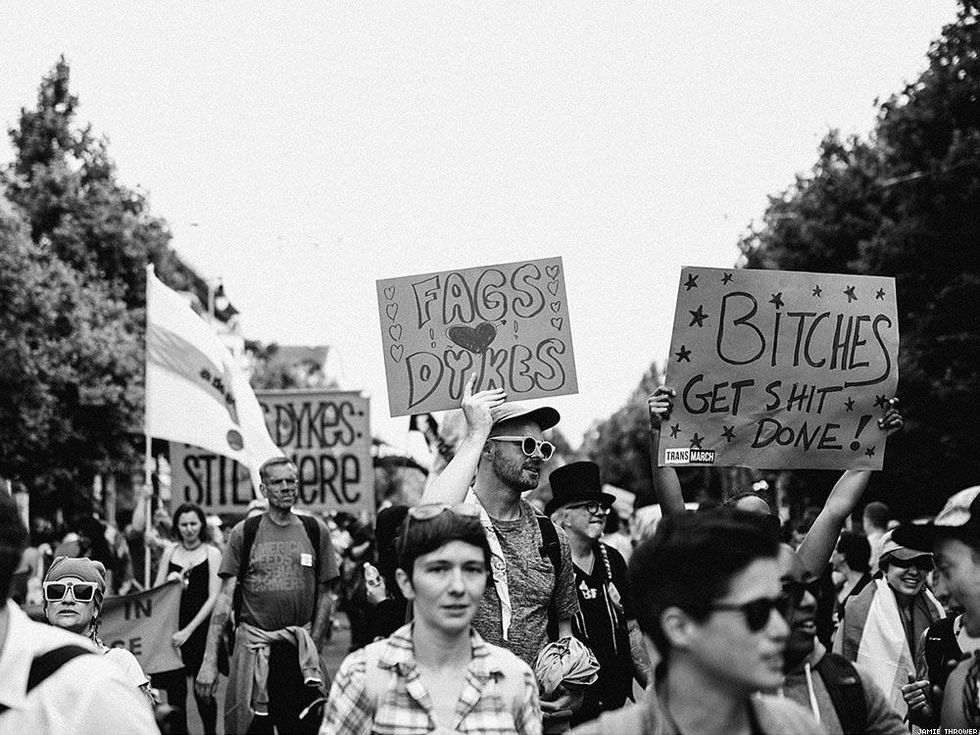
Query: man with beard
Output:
[[778, 545, 905, 734], [424, 375, 581, 731]]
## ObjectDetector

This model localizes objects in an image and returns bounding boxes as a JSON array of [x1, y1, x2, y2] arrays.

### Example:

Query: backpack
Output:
[[815, 652, 867, 735], [924, 614, 965, 692], [533, 509, 564, 642], [0, 644, 91, 715]]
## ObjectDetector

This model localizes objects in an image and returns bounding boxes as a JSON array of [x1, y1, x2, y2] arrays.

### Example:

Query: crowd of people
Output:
[[2, 377, 980, 734]]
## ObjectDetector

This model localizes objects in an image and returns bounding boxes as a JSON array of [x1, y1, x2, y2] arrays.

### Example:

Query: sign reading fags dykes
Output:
[[170, 389, 372, 516], [659, 267, 899, 470], [377, 257, 578, 416]]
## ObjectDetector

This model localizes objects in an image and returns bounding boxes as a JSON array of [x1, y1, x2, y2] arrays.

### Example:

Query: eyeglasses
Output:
[[781, 577, 824, 606], [710, 596, 790, 632], [43, 580, 98, 603], [887, 556, 934, 572], [566, 501, 610, 516], [487, 436, 555, 460]]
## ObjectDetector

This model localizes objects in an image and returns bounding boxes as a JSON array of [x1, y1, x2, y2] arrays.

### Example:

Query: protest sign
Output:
[[170, 389, 373, 516], [25, 581, 184, 674], [377, 257, 578, 416], [659, 267, 899, 470]]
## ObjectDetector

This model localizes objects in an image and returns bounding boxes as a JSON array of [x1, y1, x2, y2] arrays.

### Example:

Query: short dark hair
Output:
[[396, 511, 492, 581], [0, 493, 28, 602], [836, 530, 871, 573], [629, 507, 780, 660], [170, 503, 211, 544], [725, 490, 775, 516], [863, 501, 890, 529], [259, 456, 296, 485]]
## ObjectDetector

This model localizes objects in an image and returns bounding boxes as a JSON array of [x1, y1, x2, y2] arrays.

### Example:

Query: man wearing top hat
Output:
[[424, 375, 582, 731], [547, 460, 651, 726]]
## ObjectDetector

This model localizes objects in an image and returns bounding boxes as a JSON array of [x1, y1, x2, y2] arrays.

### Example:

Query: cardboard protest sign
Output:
[[659, 267, 899, 470], [26, 581, 184, 674], [377, 257, 578, 416], [170, 389, 373, 516]]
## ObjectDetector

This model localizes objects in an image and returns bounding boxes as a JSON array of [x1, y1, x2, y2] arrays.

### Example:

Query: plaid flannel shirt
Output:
[[321, 623, 542, 734]]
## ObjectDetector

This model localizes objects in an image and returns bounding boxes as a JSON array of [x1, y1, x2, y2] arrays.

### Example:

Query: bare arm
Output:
[[795, 401, 903, 576], [648, 386, 687, 517], [311, 578, 339, 647], [421, 374, 506, 505], [173, 546, 223, 648], [627, 618, 651, 689], [153, 544, 175, 588], [195, 574, 236, 701]]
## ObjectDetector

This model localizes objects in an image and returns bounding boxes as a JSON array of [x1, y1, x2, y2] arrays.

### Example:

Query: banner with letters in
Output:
[[377, 257, 578, 416], [169, 389, 372, 516], [658, 267, 899, 470]]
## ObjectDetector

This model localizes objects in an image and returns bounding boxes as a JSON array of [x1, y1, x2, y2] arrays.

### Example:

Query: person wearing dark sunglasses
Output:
[[834, 530, 945, 722], [570, 508, 822, 735], [424, 374, 582, 732], [778, 545, 907, 734]]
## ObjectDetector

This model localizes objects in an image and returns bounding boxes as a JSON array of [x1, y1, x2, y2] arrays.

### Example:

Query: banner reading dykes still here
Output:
[[377, 257, 578, 416], [170, 389, 372, 516], [659, 267, 899, 470]]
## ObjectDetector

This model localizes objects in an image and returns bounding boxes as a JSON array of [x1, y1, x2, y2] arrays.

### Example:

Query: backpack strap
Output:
[[298, 514, 322, 609], [535, 510, 563, 641], [815, 652, 866, 735], [28, 644, 91, 691], [232, 514, 263, 623]]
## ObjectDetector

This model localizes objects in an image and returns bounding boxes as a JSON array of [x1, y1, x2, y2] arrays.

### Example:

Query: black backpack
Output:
[[815, 652, 867, 735], [0, 645, 91, 715]]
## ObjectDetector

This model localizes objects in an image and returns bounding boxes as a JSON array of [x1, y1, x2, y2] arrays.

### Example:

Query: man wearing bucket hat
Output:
[[833, 529, 945, 720], [424, 374, 581, 731], [893, 486, 980, 729], [547, 461, 650, 726]]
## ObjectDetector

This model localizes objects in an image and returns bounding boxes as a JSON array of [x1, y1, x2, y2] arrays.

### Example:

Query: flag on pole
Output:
[[145, 266, 282, 492]]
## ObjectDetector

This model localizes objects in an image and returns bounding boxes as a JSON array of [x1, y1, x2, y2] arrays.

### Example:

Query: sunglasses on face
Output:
[[710, 595, 790, 632], [43, 580, 98, 603], [781, 577, 824, 606], [888, 556, 934, 572], [566, 501, 610, 516], [487, 436, 555, 460]]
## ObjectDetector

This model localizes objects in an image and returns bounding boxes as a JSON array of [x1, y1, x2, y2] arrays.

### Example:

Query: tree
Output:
[[738, 1, 980, 517]]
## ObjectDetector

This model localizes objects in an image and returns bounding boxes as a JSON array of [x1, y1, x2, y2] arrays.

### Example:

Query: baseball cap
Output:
[[490, 403, 560, 432], [893, 486, 980, 552], [878, 529, 933, 564]]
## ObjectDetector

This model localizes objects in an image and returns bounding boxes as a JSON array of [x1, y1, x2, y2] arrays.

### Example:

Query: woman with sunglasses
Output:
[[834, 530, 945, 720], [42, 556, 154, 704], [322, 505, 542, 734], [152, 502, 223, 735]]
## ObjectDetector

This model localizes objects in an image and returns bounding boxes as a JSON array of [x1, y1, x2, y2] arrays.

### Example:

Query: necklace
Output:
[[181, 540, 203, 551]]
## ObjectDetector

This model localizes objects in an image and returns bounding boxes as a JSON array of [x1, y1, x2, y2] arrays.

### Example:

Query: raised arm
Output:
[[421, 374, 506, 505], [795, 399, 903, 576], [647, 386, 687, 518]]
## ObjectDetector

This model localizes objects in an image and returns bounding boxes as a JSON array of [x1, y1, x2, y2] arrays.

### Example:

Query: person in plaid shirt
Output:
[[321, 505, 542, 734]]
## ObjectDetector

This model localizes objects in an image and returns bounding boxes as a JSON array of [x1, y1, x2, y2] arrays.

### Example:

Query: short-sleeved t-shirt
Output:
[[470, 500, 579, 668], [220, 513, 339, 630]]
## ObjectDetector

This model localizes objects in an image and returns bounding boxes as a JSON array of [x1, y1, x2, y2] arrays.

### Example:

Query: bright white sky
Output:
[[0, 3, 957, 450]]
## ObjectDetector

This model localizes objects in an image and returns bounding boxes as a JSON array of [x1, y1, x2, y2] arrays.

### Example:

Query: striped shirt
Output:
[[321, 623, 542, 734]]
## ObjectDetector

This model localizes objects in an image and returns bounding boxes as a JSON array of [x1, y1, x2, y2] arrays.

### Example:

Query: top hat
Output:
[[545, 461, 616, 516]]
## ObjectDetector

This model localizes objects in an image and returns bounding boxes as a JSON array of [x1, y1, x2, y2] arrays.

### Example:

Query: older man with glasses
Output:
[[547, 461, 650, 727], [425, 374, 582, 732]]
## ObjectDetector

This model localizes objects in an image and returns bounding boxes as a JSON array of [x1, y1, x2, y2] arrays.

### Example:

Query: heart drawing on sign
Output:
[[385, 303, 399, 322], [550, 301, 561, 313], [390, 344, 404, 362], [388, 324, 403, 341], [383, 286, 396, 300], [547, 281, 559, 296], [551, 317, 563, 331], [447, 322, 497, 354], [546, 265, 560, 279]]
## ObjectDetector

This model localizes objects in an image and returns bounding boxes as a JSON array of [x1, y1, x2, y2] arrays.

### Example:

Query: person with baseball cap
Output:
[[833, 529, 945, 721], [893, 486, 980, 729], [424, 374, 581, 731], [547, 461, 650, 726]]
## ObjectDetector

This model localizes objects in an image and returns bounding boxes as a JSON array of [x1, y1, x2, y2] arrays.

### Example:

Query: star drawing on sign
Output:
[[690, 433, 704, 449], [722, 426, 736, 442], [769, 292, 784, 309], [684, 273, 699, 290], [675, 345, 692, 363], [844, 397, 855, 412], [865, 446, 876, 458], [844, 285, 858, 303], [874, 395, 888, 409], [812, 285, 822, 298], [669, 423, 682, 438], [875, 288, 886, 300], [689, 305, 708, 327], [722, 272, 734, 285]]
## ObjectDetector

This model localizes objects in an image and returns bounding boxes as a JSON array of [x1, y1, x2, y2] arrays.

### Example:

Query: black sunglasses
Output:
[[781, 577, 824, 605], [710, 595, 790, 632], [887, 556, 934, 572]]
